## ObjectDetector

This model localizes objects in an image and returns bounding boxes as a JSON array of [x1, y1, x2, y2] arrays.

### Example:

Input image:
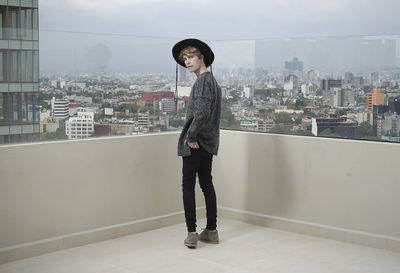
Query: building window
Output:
[[10, 50, 19, 82], [8, 7, 19, 40], [0, 93, 4, 125], [33, 9, 38, 30], [0, 6, 6, 39], [0, 7, 38, 41], [32, 93, 37, 122], [0, 50, 5, 82], [20, 50, 33, 82], [12, 93, 18, 123], [17, 92, 22, 122], [2, 93, 10, 125], [3, 50, 37, 83], [26, 93, 33, 121], [20, 8, 33, 40], [33, 51, 39, 82]]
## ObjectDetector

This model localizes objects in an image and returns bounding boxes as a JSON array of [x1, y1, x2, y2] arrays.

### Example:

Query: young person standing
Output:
[[172, 39, 222, 249]]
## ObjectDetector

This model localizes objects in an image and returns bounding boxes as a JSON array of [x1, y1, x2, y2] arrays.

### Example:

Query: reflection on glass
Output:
[[33, 51, 39, 81], [0, 93, 4, 125], [3, 93, 10, 125], [22, 93, 27, 121], [21, 51, 34, 82], [10, 50, 19, 82], [33, 93, 37, 122], [0, 50, 4, 82], [8, 7, 18, 40], [0, 6, 6, 39], [20, 8, 33, 40], [12, 93, 18, 123]]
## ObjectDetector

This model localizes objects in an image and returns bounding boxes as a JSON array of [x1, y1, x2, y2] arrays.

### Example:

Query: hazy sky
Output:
[[40, 0, 400, 40], [38, 0, 400, 74]]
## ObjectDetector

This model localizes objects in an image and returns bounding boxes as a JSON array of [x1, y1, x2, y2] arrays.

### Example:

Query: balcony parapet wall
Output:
[[0, 131, 399, 263]]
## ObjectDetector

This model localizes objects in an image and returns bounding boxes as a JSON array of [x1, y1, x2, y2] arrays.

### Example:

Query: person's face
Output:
[[183, 54, 203, 73]]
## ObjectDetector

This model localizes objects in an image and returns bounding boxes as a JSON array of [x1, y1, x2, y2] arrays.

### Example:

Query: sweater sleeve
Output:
[[186, 75, 212, 142]]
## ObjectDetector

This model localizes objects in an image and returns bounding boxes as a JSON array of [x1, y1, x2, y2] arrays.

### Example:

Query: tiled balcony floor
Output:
[[1, 218, 400, 273]]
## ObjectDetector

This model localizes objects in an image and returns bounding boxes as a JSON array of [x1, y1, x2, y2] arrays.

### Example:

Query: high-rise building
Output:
[[344, 72, 354, 84], [243, 85, 254, 99], [65, 111, 94, 140], [284, 57, 303, 79], [372, 99, 400, 135], [371, 72, 380, 87], [320, 79, 342, 91], [0, 1, 39, 144], [321, 79, 343, 106], [332, 88, 342, 108], [284, 57, 303, 73], [51, 97, 69, 119], [367, 88, 384, 110]]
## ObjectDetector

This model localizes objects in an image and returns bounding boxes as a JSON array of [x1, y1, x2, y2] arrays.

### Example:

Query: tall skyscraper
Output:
[[284, 57, 303, 78], [285, 57, 303, 72], [0, 1, 39, 144]]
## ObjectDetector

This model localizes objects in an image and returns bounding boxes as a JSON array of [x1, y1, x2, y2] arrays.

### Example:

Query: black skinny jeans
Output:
[[182, 146, 217, 232]]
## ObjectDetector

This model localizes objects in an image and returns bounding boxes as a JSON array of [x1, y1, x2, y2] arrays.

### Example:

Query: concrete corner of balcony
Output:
[[0, 130, 399, 271]]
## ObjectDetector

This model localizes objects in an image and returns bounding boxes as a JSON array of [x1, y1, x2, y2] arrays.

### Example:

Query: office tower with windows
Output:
[[0, 1, 39, 144], [51, 97, 69, 119]]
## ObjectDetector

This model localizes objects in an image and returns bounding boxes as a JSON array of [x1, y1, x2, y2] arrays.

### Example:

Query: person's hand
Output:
[[184, 140, 199, 149]]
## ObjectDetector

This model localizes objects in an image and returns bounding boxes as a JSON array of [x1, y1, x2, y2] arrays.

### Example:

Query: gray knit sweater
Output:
[[177, 71, 222, 157]]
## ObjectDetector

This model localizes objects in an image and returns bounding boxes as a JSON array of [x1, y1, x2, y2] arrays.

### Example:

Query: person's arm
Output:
[[186, 76, 212, 143]]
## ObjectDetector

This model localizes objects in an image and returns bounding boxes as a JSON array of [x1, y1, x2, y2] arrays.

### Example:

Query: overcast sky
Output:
[[38, 0, 400, 74], [39, 0, 400, 40]]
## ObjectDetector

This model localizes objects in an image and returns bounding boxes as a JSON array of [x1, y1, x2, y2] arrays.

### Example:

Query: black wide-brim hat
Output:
[[172, 38, 214, 68]]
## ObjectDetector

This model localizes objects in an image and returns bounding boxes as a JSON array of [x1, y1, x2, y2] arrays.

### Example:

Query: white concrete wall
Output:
[[1, 131, 400, 262], [214, 131, 400, 241], [0, 133, 206, 263]]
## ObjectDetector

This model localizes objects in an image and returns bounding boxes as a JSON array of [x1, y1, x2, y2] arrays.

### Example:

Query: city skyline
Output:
[[39, 32, 400, 74]]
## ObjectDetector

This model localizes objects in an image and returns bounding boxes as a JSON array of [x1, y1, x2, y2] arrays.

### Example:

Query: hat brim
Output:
[[172, 39, 214, 68]]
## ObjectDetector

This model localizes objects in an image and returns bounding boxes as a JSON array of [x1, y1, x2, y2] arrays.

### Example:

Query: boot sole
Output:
[[184, 243, 197, 248], [199, 238, 219, 244]]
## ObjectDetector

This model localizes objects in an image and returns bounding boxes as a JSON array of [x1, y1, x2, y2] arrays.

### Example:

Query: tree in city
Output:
[[319, 128, 341, 138], [304, 109, 317, 118], [116, 103, 138, 114], [220, 99, 239, 129], [102, 102, 111, 108], [359, 121, 375, 137], [169, 119, 185, 128], [275, 112, 293, 125], [335, 109, 348, 116], [271, 125, 292, 134], [294, 116, 303, 125], [291, 130, 313, 136], [295, 97, 307, 110], [43, 128, 68, 141]]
